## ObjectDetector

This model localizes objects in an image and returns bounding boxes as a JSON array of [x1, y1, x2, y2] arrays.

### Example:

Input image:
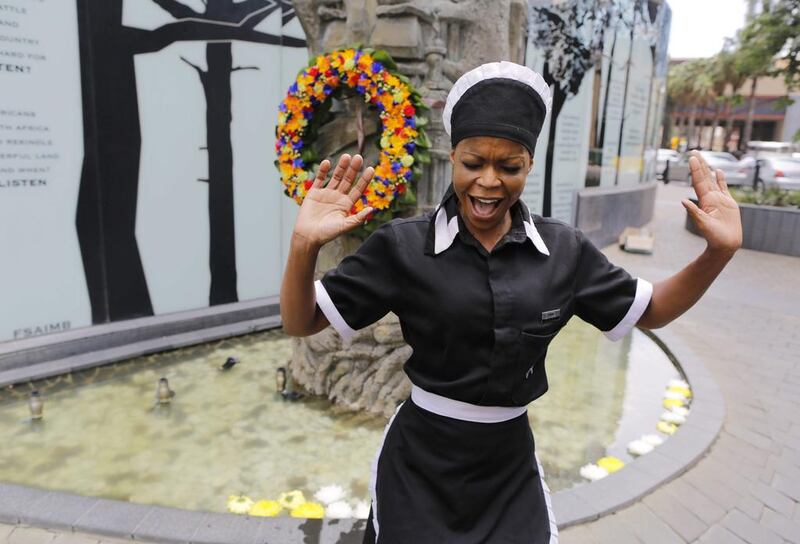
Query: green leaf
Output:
[[416, 150, 431, 165], [371, 49, 398, 71]]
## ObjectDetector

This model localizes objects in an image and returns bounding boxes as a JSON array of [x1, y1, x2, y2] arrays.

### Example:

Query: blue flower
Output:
[[404, 169, 413, 180], [408, 117, 416, 128], [323, 85, 333, 95], [372, 61, 383, 73], [293, 158, 304, 167], [391, 162, 402, 173], [404, 143, 416, 154], [302, 109, 312, 119], [279, 102, 287, 112], [289, 82, 298, 94], [292, 141, 303, 150]]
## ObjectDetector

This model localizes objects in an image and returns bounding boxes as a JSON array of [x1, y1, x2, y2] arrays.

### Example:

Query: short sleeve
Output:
[[573, 229, 653, 341], [314, 222, 398, 342]]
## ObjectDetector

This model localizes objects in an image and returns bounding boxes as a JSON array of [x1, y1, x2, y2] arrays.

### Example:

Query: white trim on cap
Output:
[[443, 61, 553, 136]]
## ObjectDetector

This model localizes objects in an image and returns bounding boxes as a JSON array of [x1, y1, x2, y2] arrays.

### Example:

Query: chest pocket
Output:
[[510, 328, 558, 405]]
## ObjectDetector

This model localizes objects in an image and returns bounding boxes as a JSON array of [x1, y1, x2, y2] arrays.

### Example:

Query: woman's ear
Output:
[[449, 148, 456, 165]]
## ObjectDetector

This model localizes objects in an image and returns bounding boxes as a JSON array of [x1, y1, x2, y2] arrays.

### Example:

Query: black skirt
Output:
[[362, 396, 558, 544]]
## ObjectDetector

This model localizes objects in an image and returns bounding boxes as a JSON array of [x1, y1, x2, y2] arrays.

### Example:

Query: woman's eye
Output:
[[502, 166, 521, 174], [462, 162, 481, 170]]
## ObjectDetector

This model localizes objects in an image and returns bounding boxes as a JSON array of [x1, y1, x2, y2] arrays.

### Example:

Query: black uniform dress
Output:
[[314, 183, 653, 544]]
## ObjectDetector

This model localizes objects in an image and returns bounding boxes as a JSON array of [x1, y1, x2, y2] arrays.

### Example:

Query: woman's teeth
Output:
[[470, 196, 501, 215]]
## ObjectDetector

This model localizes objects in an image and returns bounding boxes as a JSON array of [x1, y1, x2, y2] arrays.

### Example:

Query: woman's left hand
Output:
[[681, 150, 743, 256]]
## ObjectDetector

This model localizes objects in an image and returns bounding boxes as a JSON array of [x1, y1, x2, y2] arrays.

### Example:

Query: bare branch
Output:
[[151, 0, 201, 19], [136, 19, 306, 54], [241, 4, 281, 29], [180, 56, 205, 77], [231, 65, 259, 72], [197, 178, 210, 183]]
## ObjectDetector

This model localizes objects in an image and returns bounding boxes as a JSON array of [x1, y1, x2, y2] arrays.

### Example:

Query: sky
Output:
[[667, 0, 748, 59]]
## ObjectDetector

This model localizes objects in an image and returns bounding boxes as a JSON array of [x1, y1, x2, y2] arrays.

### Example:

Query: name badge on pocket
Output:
[[542, 308, 560, 322]]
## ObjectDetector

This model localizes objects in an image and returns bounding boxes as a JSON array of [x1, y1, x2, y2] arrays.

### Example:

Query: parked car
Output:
[[656, 149, 680, 180], [667, 150, 755, 186], [758, 157, 800, 190]]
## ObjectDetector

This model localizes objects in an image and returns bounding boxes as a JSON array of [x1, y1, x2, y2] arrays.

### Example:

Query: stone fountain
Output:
[[288, 0, 529, 418]]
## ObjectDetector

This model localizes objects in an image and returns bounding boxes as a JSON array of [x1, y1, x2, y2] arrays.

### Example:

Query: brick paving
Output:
[[1, 182, 799, 543], [560, 182, 800, 543]]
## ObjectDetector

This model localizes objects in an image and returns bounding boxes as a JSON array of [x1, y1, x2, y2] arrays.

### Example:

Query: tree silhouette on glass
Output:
[[75, 0, 305, 322]]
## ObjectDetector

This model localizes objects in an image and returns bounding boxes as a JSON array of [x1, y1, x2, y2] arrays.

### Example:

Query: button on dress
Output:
[[314, 182, 653, 543]]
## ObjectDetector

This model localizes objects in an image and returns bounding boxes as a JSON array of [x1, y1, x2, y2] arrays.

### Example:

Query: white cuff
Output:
[[314, 279, 356, 342], [603, 277, 653, 342]]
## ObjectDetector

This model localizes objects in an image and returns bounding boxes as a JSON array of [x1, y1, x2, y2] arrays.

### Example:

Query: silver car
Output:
[[667, 151, 755, 186], [759, 157, 800, 190]]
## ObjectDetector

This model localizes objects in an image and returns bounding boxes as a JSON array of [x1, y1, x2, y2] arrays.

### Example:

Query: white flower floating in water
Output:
[[667, 385, 692, 398], [641, 434, 664, 446], [227, 494, 255, 515], [314, 484, 346, 505], [579, 463, 609, 481], [668, 405, 690, 417], [353, 500, 371, 519], [325, 501, 353, 519], [663, 390, 687, 401], [657, 421, 678, 435], [660, 410, 686, 425], [668, 378, 689, 389], [627, 439, 654, 456]]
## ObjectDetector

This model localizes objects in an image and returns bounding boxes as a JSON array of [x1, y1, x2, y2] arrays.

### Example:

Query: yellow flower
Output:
[[400, 155, 414, 167], [227, 494, 255, 514], [667, 385, 692, 398], [249, 500, 283, 517], [290, 502, 325, 519], [657, 421, 678, 435], [596, 456, 625, 473], [663, 398, 685, 409], [278, 490, 306, 510]]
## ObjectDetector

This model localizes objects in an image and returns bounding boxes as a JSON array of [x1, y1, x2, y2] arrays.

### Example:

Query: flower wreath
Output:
[[275, 46, 431, 234]]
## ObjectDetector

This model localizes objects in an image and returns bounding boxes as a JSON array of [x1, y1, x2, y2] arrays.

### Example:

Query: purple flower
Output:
[[279, 103, 287, 112]]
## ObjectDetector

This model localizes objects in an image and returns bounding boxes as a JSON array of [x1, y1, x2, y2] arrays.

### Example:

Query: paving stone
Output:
[[773, 473, 800, 502], [721, 509, 784, 544], [50, 532, 102, 544], [18, 493, 98, 532], [0, 523, 16, 541], [642, 488, 708, 541], [559, 513, 641, 544], [659, 478, 727, 526], [748, 479, 796, 517], [696, 525, 749, 544], [6, 526, 57, 544], [682, 466, 742, 511], [614, 503, 685, 544], [130, 504, 207, 544], [189, 511, 270, 544], [0, 485, 49, 525], [760, 507, 800, 543], [72, 499, 152, 540], [735, 494, 764, 521]]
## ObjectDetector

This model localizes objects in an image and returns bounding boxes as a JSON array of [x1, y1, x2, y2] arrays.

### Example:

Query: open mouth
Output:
[[468, 195, 503, 218]]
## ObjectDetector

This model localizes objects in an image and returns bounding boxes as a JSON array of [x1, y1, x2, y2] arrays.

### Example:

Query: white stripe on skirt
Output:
[[534, 450, 559, 543], [369, 400, 405, 541]]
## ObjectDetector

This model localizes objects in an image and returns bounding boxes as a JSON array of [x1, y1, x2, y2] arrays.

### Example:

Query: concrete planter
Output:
[[685, 198, 800, 257]]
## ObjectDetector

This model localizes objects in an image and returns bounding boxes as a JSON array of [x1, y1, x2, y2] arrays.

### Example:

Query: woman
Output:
[[280, 61, 742, 543]]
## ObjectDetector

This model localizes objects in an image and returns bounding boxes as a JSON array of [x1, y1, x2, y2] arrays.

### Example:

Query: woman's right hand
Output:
[[293, 153, 375, 248]]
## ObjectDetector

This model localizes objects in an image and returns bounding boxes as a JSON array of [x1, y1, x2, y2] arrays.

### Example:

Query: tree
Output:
[[735, 3, 791, 149], [75, 0, 305, 322]]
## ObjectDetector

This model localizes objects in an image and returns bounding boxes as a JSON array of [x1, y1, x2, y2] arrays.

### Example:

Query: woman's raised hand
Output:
[[293, 153, 375, 247], [682, 150, 743, 256]]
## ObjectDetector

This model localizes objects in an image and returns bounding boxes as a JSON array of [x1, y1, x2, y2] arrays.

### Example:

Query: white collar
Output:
[[431, 197, 550, 257]]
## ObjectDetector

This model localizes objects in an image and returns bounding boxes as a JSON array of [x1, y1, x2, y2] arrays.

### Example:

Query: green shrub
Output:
[[729, 187, 800, 208]]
